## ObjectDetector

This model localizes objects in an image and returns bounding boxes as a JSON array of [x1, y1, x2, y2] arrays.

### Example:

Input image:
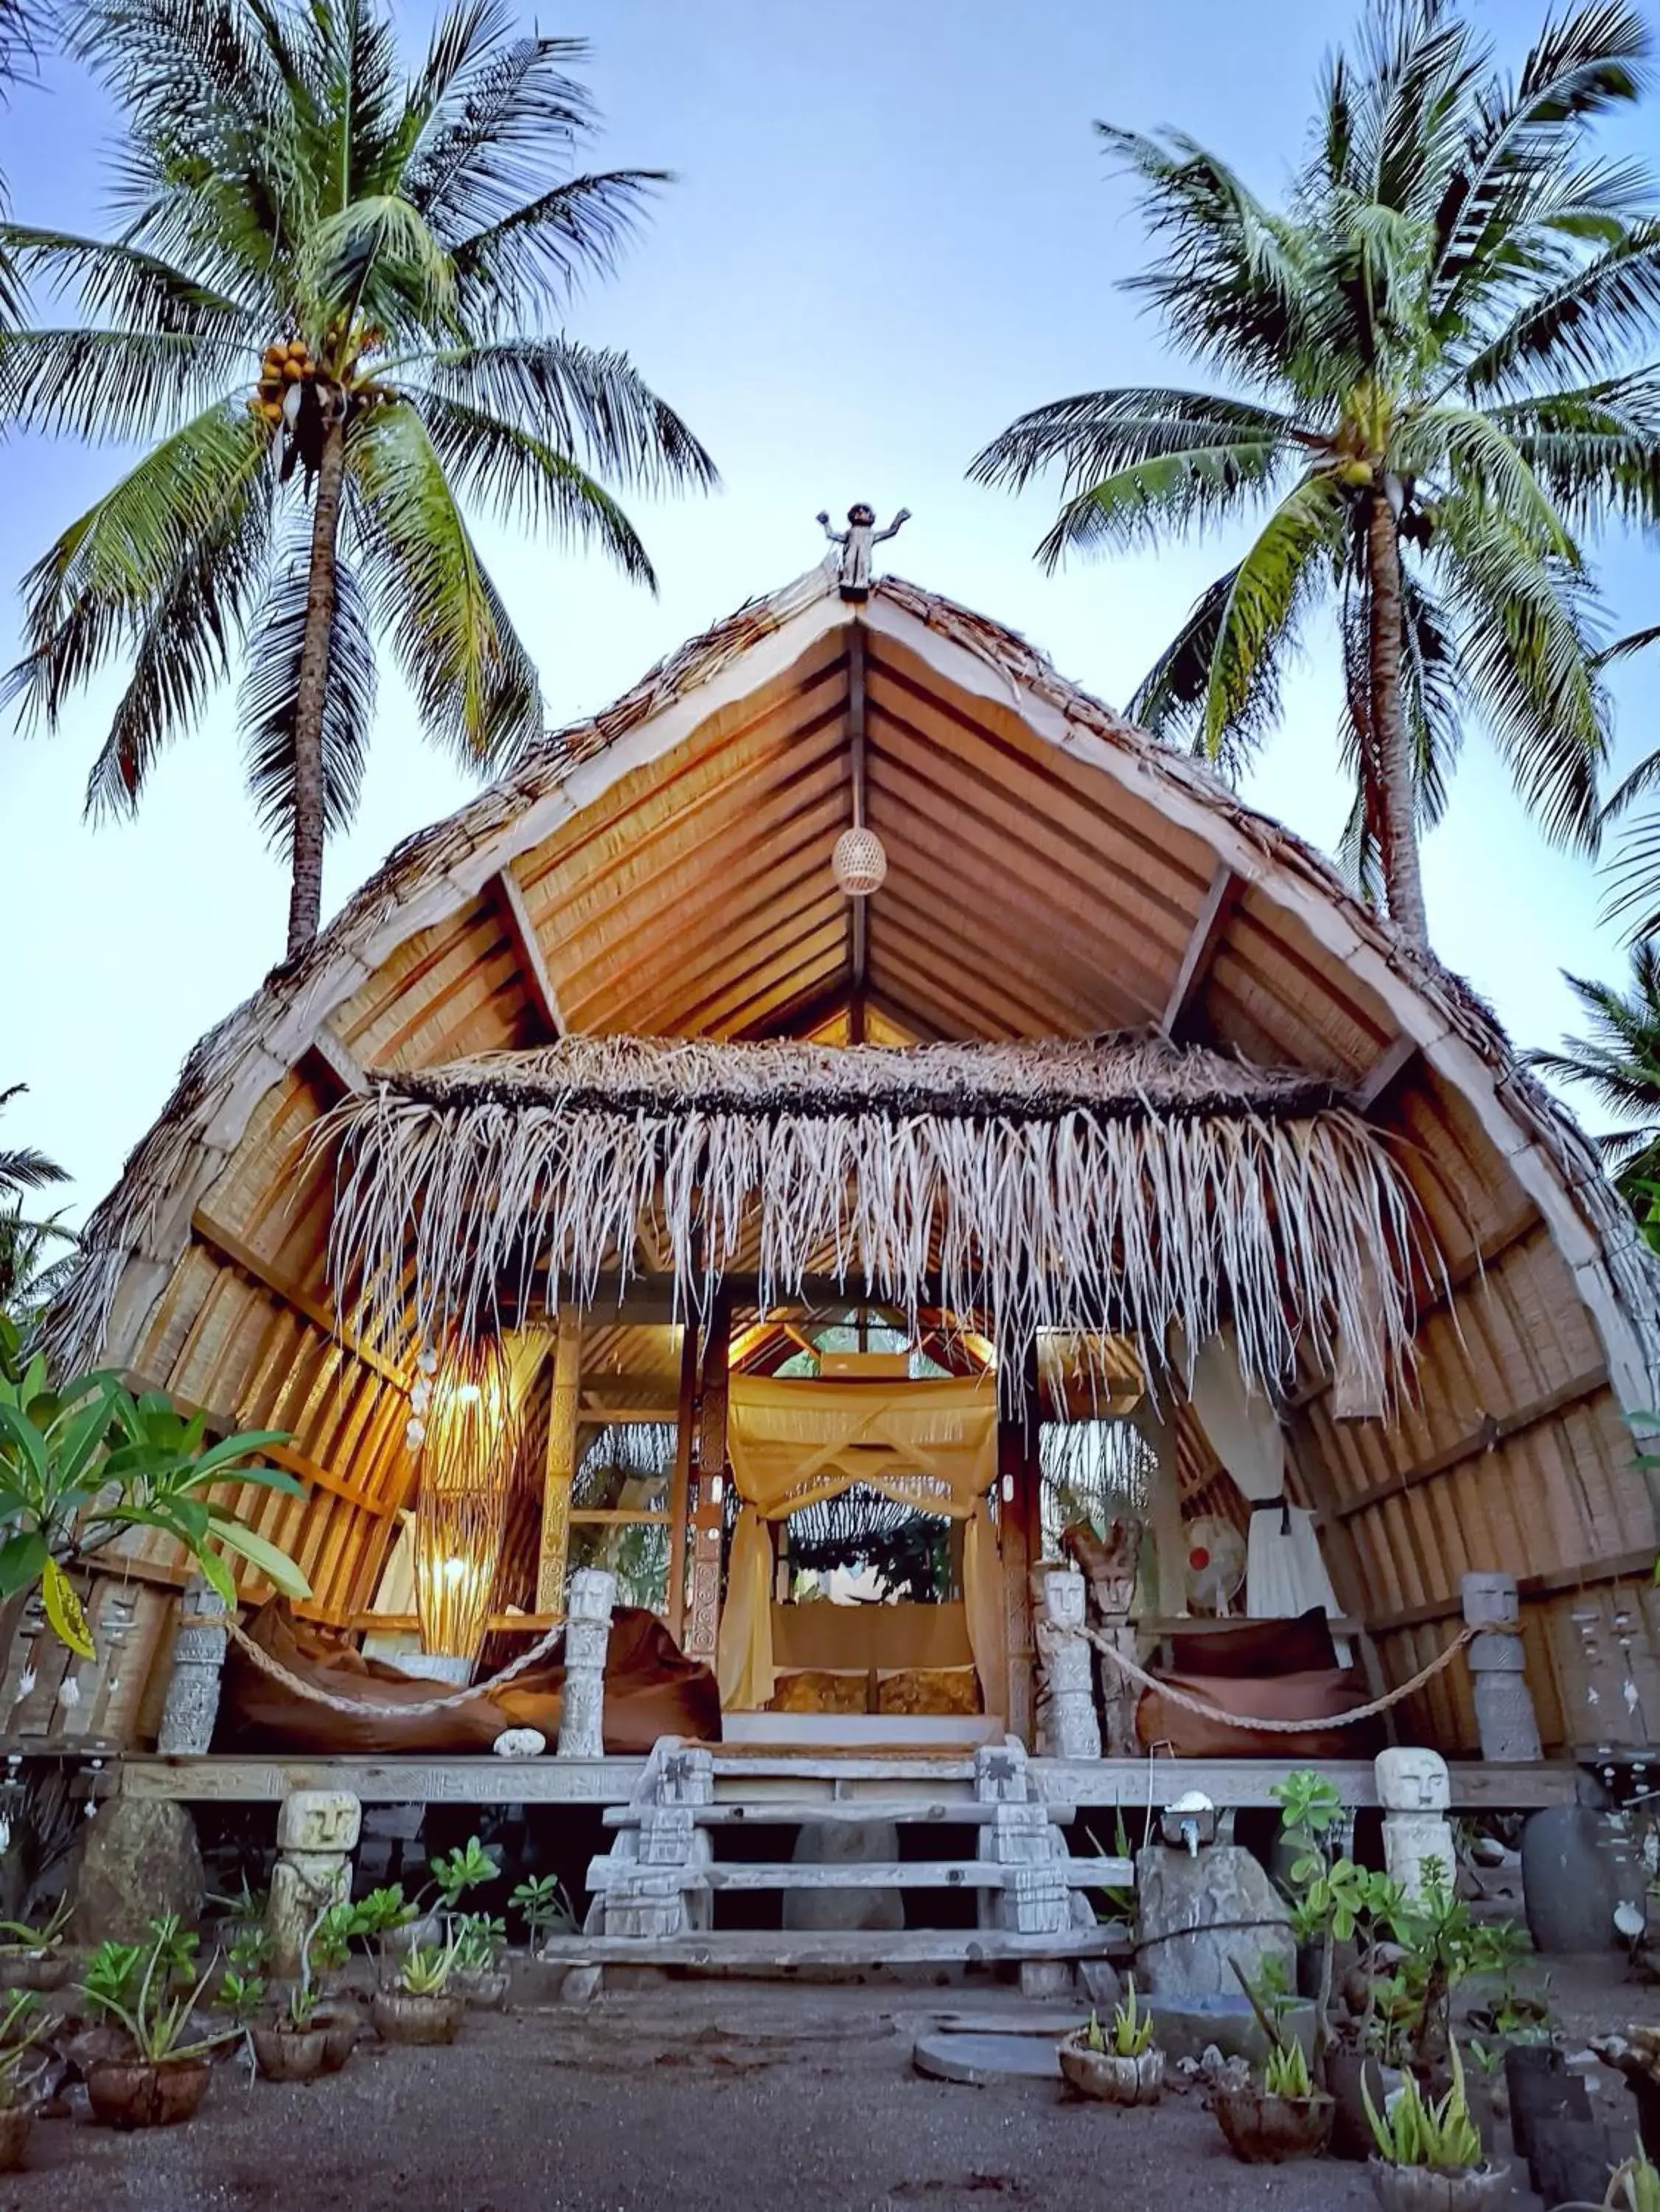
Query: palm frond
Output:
[[237, 524, 377, 852], [449, 170, 664, 326], [0, 326, 250, 442], [1196, 470, 1346, 757], [1462, 219, 1660, 393], [1438, 496, 1609, 847], [410, 386, 654, 580], [349, 397, 541, 766], [419, 336, 717, 493], [404, 18, 596, 237], [1494, 368, 1660, 531]]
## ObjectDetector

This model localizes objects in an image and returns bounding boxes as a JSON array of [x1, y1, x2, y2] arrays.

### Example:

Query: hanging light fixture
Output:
[[411, 1331, 518, 1668], [832, 823, 887, 897]]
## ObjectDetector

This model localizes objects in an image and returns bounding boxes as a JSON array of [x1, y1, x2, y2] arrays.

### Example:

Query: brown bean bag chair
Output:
[[215, 1602, 722, 1755], [1136, 1664, 1382, 1761], [1166, 1607, 1339, 1680]]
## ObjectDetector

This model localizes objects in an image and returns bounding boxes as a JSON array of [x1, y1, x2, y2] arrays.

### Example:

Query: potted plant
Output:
[[1058, 1979, 1163, 2106], [1606, 2146, 1660, 2209], [1363, 2039, 1509, 2209], [303, 1905, 363, 2069], [1213, 1961, 1335, 2163], [80, 1919, 239, 2128], [248, 1902, 336, 2084], [450, 1913, 509, 2009], [371, 1941, 464, 2047], [0, 1901, 72, 1992], [512, 1873, 573, 1958], [0, 1992, 48, 2172]]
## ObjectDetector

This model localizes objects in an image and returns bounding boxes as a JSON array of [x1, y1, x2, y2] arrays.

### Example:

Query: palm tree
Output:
[[971, 0, 1660, 944], [1530, 942, 1660, 1221], [0, 1082, 71, 1329], [0, 1082, 64, 1205], [0, 0, 52, 321], [0, 0, 716, 957]]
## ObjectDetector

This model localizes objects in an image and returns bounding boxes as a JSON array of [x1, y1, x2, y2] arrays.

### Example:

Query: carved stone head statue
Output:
[[1375, 1745, 1451, 1813]]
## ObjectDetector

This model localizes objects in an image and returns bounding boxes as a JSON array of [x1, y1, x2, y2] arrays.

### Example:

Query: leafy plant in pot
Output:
[[1213, 1961, 1336, 2163], [1059, 1979, 1164, 2106], [80, 1919, 239, 2128], [0, 1991, 49, 2173], [372, 1942, 464, 2047], [450, 1913, 509, 2009], [249, 1902, 342, 2084], [302, 1904, 363, 2068], [0, 1900, 72, 1992], [1363, 2037, 1509, 2210]]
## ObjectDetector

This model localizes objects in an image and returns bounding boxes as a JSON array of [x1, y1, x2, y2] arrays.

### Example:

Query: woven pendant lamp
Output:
[[832, 822, 887, 897], [409, 1331, 518, 1664]]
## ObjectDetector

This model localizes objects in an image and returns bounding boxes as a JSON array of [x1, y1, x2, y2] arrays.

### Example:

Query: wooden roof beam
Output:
[[1160, 858, 1240, 1039], [848, 623, 869, 1041], [1355, 1032, 1418, 1112], [304, 1023, 369, 1096], [492, 864, 566, 1040], [189, 1208, 408, 1391]]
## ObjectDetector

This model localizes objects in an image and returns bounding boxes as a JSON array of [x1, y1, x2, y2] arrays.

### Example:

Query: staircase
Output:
[[535, 1734, 1132, 1987]]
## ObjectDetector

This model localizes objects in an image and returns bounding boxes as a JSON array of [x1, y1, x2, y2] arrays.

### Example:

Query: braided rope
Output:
[[207, 1615, 568, 1719], [1082, 1621, 1488, 1735]]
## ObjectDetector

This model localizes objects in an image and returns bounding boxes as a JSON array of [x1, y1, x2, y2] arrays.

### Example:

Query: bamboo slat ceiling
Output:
[[46, 557, 1660, 1756]]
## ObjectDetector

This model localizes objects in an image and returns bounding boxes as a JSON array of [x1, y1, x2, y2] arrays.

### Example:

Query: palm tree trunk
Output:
[[1367, 485, 1429, 947], [285, 409, 348, 959]]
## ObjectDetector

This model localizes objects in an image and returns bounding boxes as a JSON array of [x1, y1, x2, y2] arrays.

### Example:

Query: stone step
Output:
[[585, 1854, 1134, 1893], [602, 1798, 1076, 1829], [529, 1927, 1122, 1972]]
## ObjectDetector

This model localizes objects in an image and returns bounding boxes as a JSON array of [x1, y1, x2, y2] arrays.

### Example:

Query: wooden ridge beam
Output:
[[493, 863, 566, 1040], [1331, 1362, 1610, 1523], [1355, 1033, 1418, 1113], [304, 1023, 369, 1097], [190, 1208, 408, 1391], [1159, 858, 1239, 1038]]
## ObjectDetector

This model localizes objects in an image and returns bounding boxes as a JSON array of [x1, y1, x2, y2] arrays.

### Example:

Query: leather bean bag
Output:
[[215, 1601, 722, 1755], [1165, 1606, 1339, 1680], [1135, 1665, 1383, 1760]]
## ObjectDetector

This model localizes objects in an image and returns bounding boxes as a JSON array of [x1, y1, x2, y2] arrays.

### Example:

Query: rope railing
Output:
[[203, 1613, 568, 1721], [1081, 1621, 1496, 1736]]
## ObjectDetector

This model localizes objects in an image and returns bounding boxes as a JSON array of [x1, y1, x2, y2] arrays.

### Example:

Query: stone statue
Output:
[[265, 1788, 361, 1975], [1064, 1517, 1140, 1756], [1033, 1567, 1101, 1760], [817, 503, 910, 599], [1375, 1747, 1457, 1902]]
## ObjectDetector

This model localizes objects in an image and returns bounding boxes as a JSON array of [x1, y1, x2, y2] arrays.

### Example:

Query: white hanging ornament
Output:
[[405, 1416, 425, 1451], [15, 1672, 35, 1701], [58, 1676, 80, 1708]]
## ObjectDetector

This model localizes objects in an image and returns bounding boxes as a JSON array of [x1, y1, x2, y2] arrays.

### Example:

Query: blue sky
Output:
[[2, 0, 1657, 1216]]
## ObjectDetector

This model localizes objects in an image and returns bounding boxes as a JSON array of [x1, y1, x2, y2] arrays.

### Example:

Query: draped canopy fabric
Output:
[[318, 1031, 1430, 1408], [716, 1375, 1002, 1714], [1185, 1332, 1342, 1622]]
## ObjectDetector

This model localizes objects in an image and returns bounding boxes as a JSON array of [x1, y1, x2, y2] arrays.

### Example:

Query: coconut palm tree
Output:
[[971, 0, 1660, 944], [1530, 942, 1660, 1204], [0, 0, 716, 956], [0, 1083, 71, 1329], [0, 0, 52, 321], [0, 1082, 64, 1206]]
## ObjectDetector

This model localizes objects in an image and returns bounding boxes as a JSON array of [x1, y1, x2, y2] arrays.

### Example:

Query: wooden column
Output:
[[999, 1353, 1040, 1746], [535, 1307, 582, 1615], [666, 1323, 699, 1642], [684, 1293, 730, 1666]]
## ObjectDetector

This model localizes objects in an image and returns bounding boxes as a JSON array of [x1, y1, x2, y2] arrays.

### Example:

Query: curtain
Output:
[[1185, 1332, 1342, 1621], [716, 1376, 1000, 1711]]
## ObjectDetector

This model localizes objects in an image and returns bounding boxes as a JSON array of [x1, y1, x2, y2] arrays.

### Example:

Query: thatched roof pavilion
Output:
[[38, 557, 1660, 1764]]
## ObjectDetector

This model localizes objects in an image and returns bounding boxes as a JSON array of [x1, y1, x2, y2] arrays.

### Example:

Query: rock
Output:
[[1134, 1842, 1293, 1998], [69, 1799, 203, 1944], [1075, 1958, 1122, 2011], [492, 1728, 546, 1759], [781, 1820, 903, 1934], [912, 2032, 1061, 2086], [1145, 1991, 1315, 2069]]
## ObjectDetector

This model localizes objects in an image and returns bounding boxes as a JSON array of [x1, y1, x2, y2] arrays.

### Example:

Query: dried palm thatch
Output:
[[319, 1030, 1431, 1406]]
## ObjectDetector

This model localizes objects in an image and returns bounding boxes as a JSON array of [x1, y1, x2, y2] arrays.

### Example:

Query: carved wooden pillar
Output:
[[999, 1354, 1039, 1746], [535, 1306, 582, 1615], [684, 1293, 730, 1666], [666, 1324, 698, 1642]]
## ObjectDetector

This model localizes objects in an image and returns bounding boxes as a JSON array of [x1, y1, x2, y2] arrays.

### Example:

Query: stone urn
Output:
[[251, 2020, 329, 2084], [371, 1989, 464, 2046], [0, 2102, 29, 2172], [310, 2000, 361, 2073], [452, 1964, 510, 2011], [1213, 2084, 1335, 2163], [1057, 2036, 1164, 2107], [86, 2053, 212, 2129], [1367, 2160, 1510, 2211]]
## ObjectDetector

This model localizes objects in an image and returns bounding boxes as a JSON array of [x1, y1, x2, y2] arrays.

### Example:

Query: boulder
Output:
[[1134, 1842, 1293, 1999], [1521, 1806, 1645, 1954], [69, 1799, 204, 1945], [781, 1819, 904, 1933]]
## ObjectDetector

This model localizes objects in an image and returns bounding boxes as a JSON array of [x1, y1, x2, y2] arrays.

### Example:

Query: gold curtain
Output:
[[716, 1376, 1002, 1714]]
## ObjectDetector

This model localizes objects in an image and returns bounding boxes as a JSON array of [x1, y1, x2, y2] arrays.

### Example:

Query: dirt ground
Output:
[[0, 1966, 1646, 2212]]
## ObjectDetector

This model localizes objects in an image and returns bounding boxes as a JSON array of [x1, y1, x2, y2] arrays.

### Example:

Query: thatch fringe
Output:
[[318, 1033, 1430, 1406]]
